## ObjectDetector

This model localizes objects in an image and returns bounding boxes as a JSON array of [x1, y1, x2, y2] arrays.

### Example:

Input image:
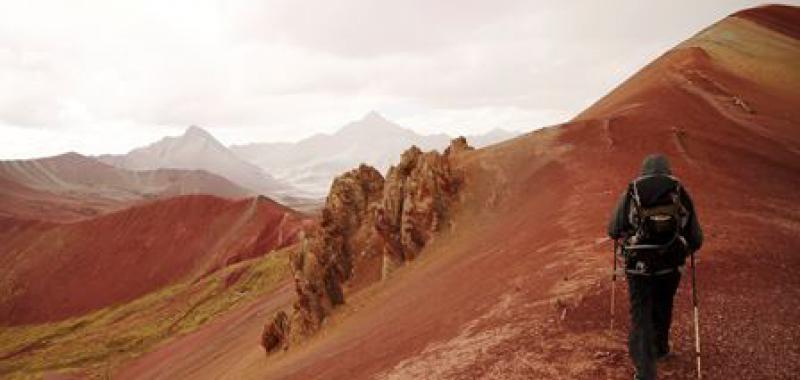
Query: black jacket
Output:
[[607, 154, 703, 252]]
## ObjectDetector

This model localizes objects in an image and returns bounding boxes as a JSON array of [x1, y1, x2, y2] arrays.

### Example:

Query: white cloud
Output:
[[0, 0, 768, 158]]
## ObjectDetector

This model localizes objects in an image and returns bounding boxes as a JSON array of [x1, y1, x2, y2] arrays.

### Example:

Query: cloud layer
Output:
[[0, 0, 765, 158]]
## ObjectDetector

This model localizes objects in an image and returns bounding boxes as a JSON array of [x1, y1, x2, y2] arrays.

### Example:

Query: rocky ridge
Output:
[[262, 138, 473, 353]]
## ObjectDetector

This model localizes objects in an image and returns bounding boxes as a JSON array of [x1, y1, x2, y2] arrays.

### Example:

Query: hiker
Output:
[[607, 154, 703, 380]]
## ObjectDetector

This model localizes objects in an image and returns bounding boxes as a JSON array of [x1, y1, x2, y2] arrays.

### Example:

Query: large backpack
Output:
[[624, 174, 689, 271]]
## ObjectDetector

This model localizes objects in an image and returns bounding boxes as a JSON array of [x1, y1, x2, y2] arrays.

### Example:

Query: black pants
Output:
[[626, 271, 681, 380]]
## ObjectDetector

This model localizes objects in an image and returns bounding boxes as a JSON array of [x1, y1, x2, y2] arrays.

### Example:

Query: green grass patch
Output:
[[0, 247, 293, 379]]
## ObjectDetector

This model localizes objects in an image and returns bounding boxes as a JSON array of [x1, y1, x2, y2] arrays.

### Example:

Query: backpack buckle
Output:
[[625, 260, 649, 275]]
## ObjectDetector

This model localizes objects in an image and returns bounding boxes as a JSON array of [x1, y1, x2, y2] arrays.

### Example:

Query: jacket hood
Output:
[[640, 154, 672, 176]]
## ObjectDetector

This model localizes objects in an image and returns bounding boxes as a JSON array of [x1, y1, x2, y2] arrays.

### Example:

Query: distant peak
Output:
[[53, 151, 91, 161], [184, 125, 215, 139], [362, 111, 388, 123], [45, 151, 96, 164], [333, 112, 415, 139], [60, 151, 84, 158]]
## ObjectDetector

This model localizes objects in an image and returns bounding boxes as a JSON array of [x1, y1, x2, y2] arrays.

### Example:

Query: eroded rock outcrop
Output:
[[262, 138, 472, 353], [376, 138, 471, 275], [288, 164, 384, 337], [260, 310, 289, 353]]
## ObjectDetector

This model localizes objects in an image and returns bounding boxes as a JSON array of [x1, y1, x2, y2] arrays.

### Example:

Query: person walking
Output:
[[608, 154, 703, 380]]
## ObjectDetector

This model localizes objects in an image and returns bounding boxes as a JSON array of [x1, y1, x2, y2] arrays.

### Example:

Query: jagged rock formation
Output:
[[376, 137, 472, 275], [444, 136, 474, 156], [260, 310, 289, 353], [262, 138, 472, 352], [289, 164, 385, 337]]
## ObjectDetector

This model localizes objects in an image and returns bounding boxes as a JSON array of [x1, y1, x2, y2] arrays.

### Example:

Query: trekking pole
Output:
[[691, 251, 702, 379], [610, 239, 618, 330]]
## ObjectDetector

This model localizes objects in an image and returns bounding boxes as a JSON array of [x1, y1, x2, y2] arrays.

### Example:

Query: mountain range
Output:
[[0, 152, 252, 222], [96, 114, 518, 199], [230, 111, 519, 196], [97, 126, 302, 202]]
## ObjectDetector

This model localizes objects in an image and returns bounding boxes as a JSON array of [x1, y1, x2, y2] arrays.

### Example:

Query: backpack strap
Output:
[[630, 179, 643, 210], [625, 181, 642, 238], [669, 181, 691, 229]]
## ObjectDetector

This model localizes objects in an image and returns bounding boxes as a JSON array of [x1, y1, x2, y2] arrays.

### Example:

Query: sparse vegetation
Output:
[[0, 247, 293, 379]]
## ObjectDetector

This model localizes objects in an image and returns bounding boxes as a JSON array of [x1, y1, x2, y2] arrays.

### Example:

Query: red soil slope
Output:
[[0, 177, 83, 222], [0, 152, 253, 222], [118, 6, 799, 380], [733, 4, 800, 39], [0, 194, 306, 326]]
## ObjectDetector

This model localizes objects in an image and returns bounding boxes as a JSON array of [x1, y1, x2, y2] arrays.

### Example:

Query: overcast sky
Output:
[[0, 0, 774, 158]]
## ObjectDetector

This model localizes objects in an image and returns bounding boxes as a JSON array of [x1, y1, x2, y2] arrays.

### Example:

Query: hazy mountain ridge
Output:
[[97, 126, 303, 201], [0, 152, 253, 222], [231, 112, 520, 196]]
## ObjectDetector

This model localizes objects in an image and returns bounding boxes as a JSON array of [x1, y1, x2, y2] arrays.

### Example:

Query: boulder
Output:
[[261, 310, 289, 354]]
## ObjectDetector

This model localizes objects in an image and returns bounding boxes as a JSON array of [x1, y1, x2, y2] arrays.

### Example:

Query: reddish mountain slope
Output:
[[0, 195, 306, 325], [734, 4, 800, 39], [0, 152, 253, 222], [116, 6, 800, 380]]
